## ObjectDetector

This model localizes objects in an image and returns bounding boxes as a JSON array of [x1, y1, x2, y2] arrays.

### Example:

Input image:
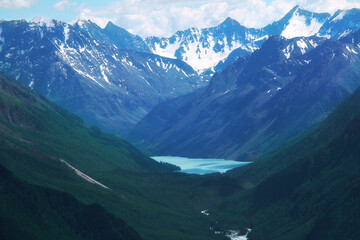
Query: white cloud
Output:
[[0, 0, 37, 9], [76, 7, 114, 28], [295, 0, 360, 13], [53, 0, 77, 11], [74, 0, 360, 37]]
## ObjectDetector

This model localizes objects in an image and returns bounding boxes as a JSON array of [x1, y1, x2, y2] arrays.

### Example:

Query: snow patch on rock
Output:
[[148, 29, 250, 72], [64, 25, 70, 42], [282, 43, 294, 59], [30, 16, 55, 28], [282, 12, 324, 39], [332, 10, 346, 22], [296, 39, 308, 54]]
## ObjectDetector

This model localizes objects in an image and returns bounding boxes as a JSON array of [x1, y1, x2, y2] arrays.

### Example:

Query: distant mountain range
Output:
[[145, 6, 360, 76], [0, 18, 204, 135], [129, 29, 360, 161], [1, 6, 360, 136], [145, 6, 330, 74]]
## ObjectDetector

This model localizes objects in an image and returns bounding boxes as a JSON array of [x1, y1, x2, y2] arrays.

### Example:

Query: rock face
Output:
[[318, 8, 360, 38], [145, 6, 360, 78], [129, 31, 360, 161], [0, 18, 203, 135]]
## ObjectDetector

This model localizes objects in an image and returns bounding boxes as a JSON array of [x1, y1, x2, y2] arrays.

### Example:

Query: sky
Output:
[[1, 0, 360, 37]]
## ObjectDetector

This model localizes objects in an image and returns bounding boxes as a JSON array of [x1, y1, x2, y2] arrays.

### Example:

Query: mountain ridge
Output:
[[0, 18, 204, 135], [2, 5, 360, 137], [12, 5, 360, 75], [144, 5, 332, 73], [129, 30, 360, 161]]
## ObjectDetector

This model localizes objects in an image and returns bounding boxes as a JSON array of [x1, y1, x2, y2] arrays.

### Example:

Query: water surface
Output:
[[152, 156, 250, 175]]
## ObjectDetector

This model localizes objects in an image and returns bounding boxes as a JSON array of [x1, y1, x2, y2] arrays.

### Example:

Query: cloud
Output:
[[53, 0, 77, 11], [74, 0, 360, 37], [295, 0, 360, 13], [76, 7, 114, 28], [0, 0, 37, 9]]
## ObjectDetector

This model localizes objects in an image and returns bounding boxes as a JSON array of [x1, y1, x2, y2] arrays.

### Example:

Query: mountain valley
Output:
[[1, 3, 360, 240]]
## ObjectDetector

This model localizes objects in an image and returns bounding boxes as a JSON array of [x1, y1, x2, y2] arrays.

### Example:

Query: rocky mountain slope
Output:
[[145, 6, 330, 74], [0, 18, 203, 135], [145, 6, 360, 77], [130, 30, 360, 161], [318, 8, 360, 38], [1, 6, 360, 136]]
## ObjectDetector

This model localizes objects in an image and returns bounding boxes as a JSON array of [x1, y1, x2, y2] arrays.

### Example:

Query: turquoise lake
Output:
[[152, 156, 250, 175]]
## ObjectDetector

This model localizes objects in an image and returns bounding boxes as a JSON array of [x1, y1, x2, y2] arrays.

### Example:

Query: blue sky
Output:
[[0, 0, 111, 22], [1, 0, 360, 37]]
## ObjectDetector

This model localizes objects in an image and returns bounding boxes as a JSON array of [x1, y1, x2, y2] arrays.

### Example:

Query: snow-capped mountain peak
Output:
[[30, 16, 57, 28], [71, 19, 99, 29], [220, 17, 241, 27], [277, 6, 330, 39], [281, 10, 325, 38], [145, 17, 256, 73], [145, 6, 334, 73], [318, 8, 360, 38], [0, 18, 204, 135], [3, 6, 360, 138], [331, 10, 347, 22]]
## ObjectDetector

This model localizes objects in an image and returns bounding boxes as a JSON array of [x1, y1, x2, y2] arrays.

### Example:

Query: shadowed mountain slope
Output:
[[130, 31, 360, 161], [213, 85, 360, 240]]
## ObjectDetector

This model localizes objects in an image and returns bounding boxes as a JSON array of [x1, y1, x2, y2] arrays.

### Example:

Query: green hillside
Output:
[[213, 87, 360, 239], [0, 71, 173, 174], [0, 163, 142, 240], [229, 82, 360, 186], [0, 72, 230, 240]]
